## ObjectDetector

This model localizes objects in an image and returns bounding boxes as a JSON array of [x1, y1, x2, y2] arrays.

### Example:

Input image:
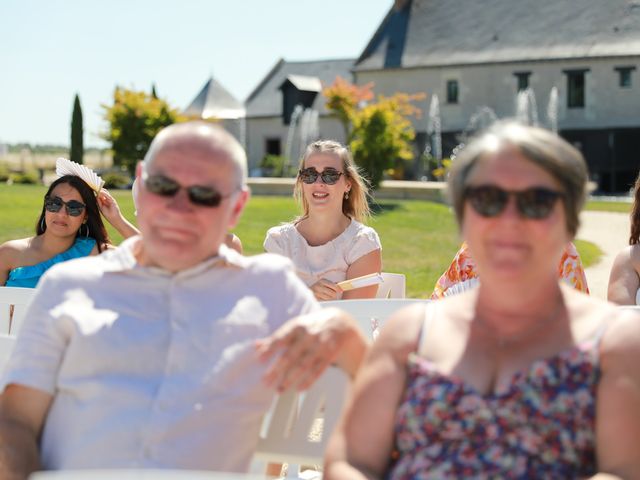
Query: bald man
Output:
[[0, 122, 366, 477]]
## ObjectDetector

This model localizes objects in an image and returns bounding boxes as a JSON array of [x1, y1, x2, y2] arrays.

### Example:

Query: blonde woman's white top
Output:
[[264, 219, 382, 286]]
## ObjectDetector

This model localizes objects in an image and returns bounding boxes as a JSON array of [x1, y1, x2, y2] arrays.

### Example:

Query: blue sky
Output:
[[0, 0, 391, 147]]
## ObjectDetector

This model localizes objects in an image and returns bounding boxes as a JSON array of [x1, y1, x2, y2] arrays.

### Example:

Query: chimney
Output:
[[394, 0, 409, 11]]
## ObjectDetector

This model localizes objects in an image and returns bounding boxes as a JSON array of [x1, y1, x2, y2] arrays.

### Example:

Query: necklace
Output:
[[472, 299, 563, 348]]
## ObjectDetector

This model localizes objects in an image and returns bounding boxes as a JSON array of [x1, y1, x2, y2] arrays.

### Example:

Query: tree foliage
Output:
[[70, 94, 84, 164], [323, 78, 423, 190], [101, 87, 184, 175], [323, 76, 374, 139]]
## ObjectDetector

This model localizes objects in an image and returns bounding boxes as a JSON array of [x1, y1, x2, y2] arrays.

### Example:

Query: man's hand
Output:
[[255, 308, 368, 392]]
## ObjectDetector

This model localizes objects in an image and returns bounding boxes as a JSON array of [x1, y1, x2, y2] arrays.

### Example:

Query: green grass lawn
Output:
[[585, 200, 632, 213], [0, 184, 612, 298]]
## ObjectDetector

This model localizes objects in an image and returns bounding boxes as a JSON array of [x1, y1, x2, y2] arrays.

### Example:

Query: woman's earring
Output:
[[40, 217, 46, 232], [344, 191, 350, 200], [82, 223, 89, 238]]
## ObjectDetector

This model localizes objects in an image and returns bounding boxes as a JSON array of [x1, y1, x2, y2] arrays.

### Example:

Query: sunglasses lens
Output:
[[517, 188, 561, 219], [299, 169, 318, 184], [188, 186, 223, 207], [321, 171, 342, 185], [466, 186, 508, 217], [145, 175, 180, 197], [45, 198, 63, 213], [66, 200, 86, 217]]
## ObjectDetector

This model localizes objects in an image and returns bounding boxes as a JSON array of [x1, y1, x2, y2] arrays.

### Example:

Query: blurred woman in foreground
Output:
[[325, 122, 640, 478]]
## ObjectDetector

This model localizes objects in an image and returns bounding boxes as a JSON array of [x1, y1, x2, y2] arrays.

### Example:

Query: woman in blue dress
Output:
[[0, 174, 139, 288]]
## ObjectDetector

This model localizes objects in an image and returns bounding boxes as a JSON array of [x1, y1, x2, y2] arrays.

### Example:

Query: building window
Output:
[[265, 138, 281, 156], [564, 69, 589, 109], [615, 66, 635, 88], [514, 72, 531, 91], [446, 80, 459, 104]]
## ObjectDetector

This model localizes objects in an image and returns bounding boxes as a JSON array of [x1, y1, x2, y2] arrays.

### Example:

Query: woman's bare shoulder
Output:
[[0, 237, 34, 254], [377, 303, 430, 360], [0, 237, 35, 267]]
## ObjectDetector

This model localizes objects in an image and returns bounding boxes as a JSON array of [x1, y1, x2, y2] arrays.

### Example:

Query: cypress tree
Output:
[[151, 83, 158, 99], [70, 94, 84, 164]]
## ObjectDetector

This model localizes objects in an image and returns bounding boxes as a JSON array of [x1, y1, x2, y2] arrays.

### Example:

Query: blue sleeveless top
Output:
[[5, 237, 96, 288]]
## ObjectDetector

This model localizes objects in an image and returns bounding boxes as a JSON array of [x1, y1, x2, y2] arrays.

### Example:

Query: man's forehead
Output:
[[151, 141, 234, 167]]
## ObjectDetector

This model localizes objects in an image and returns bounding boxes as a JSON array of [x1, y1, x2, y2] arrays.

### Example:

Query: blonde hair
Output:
[[294, 140, 371, 222]]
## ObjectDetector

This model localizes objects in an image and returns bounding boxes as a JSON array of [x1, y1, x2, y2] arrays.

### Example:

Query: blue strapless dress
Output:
[[5, 237, 96, 288]]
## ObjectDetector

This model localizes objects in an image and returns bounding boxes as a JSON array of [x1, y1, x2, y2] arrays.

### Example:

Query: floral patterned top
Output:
[[389, 340, 601, 479], [431, 242, 589, 299]]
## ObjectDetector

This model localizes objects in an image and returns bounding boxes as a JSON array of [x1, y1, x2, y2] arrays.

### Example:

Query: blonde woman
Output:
[[264, 140, 382, 300]]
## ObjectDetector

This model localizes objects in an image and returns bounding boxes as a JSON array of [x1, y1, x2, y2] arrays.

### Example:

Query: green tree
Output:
[[70, 94, 84, 164], [102, 87, 184, 175], [323, 76, 373, 139], [323, 79, 423, 190]]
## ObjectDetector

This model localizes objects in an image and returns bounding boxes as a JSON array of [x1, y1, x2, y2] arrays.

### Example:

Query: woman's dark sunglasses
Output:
[[142, 172, 233, 208], [464, 185, 564, 219], [44, 196, 86, 217], [298, 167, 344, 185]]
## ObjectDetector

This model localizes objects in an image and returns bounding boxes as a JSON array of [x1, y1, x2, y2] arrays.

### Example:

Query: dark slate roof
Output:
[[280, 75, 323, 93], [184, 77, 245, 119], [245, 58, 355, 117], [355, 0, 640, 71]]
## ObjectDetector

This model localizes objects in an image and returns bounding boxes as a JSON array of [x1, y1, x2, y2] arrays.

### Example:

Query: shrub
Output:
[[259, 155, 296, 177], [11, 170, 40, 184], [0, 164, 10, 182], [102, 171, 132, 189]]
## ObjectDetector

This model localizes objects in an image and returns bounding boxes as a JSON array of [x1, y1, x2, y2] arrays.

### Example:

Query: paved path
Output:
[[576, 210, 630, 301]]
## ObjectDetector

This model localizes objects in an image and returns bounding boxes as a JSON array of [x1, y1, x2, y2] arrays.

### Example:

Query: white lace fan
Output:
[[443, 278, 480, 297], [56, 157, 105, 193]]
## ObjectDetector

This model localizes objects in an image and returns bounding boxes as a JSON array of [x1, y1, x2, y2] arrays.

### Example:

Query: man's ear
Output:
[[227, 187, 251, 230]]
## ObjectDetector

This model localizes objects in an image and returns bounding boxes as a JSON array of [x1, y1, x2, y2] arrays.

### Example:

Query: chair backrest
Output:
[[253, 366, 349, 468], [0, 287, 35, 335], [376, 272, 406, 299], [322, 298, 430, 339], [30, 469, 262, 479], [617, 305, 640, 312], [0, 334, 16, 378]]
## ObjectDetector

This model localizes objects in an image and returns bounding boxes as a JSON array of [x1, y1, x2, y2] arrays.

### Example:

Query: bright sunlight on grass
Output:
[[0, 184, 610, 298]]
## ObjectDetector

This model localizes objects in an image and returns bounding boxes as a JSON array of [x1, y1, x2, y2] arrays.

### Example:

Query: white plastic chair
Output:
[[322, 298, 430, 339], [617, 305, 640, 312], [376, 272, 406, 299], [253, 366, 349, 478], [0, 334, 16, 377], [30, 470, 265, 479], [0, 286, 35, 334]]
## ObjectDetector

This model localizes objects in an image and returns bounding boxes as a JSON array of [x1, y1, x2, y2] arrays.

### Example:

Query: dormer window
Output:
[[279, 75, 322, 124]]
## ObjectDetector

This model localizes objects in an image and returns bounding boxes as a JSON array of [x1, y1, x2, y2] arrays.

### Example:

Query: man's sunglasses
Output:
[[298, 167, 344, 185], [464, 185, 564, 219], [142, 171, 234, 208], [44, 196, 86, 217]]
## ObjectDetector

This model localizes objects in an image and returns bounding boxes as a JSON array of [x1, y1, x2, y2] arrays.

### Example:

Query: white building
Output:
[[186, 0, 640, 191]]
